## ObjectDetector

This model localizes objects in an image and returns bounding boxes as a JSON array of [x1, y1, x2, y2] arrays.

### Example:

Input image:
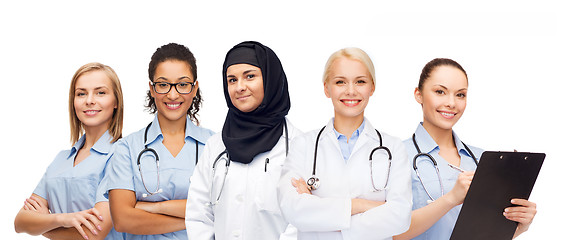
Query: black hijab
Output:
[[221, 41, 290, 164]]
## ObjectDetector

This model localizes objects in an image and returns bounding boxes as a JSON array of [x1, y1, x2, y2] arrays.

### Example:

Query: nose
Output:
[[236, 79, 246, 92], [346, 82, 356, 95], [446, 95, 456, 108], [167, 85, 180, 99], [86, 93, 95, 105]]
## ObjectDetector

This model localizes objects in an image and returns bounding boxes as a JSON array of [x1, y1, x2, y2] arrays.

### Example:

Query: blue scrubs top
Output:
[[105, 115, 214, 240], [33, 131, 123, 240], [403, 123, 484, 240]]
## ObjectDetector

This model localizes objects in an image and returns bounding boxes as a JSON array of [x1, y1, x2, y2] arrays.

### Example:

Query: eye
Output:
[[246, 74, 256, 79], [335, 80, 345, 85], [227, 78, 237, 83], [156, 82, 169, 88], [76, 92, 85, 97], [97, 91, 107, 95], [435, 89, 445, 95], [457, 92, 466, 98], [178, 82, 189, 87], [356, 79, 367, 84]]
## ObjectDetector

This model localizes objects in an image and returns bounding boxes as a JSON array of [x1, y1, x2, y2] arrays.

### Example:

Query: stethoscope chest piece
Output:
[[307, 176, 320, 190]]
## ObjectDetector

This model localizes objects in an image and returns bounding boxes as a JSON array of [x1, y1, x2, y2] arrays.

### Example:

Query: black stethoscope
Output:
[[412, 133, 478, 203], [137, 122, 198, 198], [306, 126, 392, 191], [206, 121, 289, 206]]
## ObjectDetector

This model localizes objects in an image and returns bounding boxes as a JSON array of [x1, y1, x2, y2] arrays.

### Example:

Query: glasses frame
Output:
[[151, 81, 196, 94]]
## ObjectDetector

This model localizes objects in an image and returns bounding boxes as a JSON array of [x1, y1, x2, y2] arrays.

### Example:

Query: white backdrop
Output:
[[1, 1, 567, 239]]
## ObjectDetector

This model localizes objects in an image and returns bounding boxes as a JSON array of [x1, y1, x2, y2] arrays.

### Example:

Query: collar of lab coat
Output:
[[323, 117, 379, 161]]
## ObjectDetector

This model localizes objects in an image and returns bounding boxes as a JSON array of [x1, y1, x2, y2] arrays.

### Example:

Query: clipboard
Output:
[[450, 151, 545, 240]]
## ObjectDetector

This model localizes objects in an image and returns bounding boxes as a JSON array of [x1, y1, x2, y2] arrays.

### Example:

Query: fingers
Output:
[[88, 207, 104, 221]]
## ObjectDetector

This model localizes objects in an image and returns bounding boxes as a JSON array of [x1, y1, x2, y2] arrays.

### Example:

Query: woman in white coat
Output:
[[277, 47, 412, 240], [185, 41, 302, 240]]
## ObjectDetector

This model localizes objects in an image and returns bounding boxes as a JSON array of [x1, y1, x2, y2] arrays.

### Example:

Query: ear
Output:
[[323, 81, 331, 98], [149, 81, 156, 98], [414, 87, 423, 104], [369, 82, 375, 97]]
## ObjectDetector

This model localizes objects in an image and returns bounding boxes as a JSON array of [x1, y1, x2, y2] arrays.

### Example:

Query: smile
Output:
[[84, 110, 100, 116], [438, 110, 457, 119], [341, 99, 361, 107], [166, 102, 182, 110]]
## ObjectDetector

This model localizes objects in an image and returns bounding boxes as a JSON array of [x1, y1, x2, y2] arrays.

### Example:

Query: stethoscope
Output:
[[137, 122, 198, 198], [412, 133, 478, 203], [206, 121, 289, 206], [306, 126, 392, 192]]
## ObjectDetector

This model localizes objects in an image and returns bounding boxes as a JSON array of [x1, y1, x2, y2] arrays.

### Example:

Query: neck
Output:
[[422, 120, 455, 148], [157, 114, 187, 136], [333, 113, 364, 136], [82, 125, 108, 150]]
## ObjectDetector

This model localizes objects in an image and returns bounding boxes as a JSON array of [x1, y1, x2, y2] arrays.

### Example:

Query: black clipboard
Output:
[[450, 151, 545, 240]]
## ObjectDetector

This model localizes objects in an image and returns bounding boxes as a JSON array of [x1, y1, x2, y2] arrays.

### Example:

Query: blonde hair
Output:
[[68, 62, 124, 144], [322, 47, 376, 85]]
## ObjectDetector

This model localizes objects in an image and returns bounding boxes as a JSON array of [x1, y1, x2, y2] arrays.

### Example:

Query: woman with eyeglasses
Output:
[[105, 43, 214, 240], [185, 41, 303, 240], [14, 62, 124, 240], [277, 48, 412, 239], [393, 58, 537, 240]]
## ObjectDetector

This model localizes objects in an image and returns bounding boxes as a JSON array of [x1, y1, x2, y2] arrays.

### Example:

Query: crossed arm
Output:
[[14, 194, 112, 240], [108, 189, 186, 235]]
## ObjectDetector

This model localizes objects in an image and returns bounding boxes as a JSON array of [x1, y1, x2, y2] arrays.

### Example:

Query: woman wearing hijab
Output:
[[185, 41, 302, 240]]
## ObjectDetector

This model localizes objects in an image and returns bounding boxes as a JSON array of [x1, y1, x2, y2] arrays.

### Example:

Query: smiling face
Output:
[[226, 63, 264, 113], [324, 57, 375, 121], [150, 60, 198, 124], [74, 70, 117, 132], [415, 65, 468, 132]]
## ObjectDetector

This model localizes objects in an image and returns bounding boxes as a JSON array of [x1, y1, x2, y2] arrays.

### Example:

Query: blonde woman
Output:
[[278, 48, 412, 239], [14, 62, 124, 240]]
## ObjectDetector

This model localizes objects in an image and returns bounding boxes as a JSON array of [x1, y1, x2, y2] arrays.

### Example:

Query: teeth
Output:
[[343, 100, 359, 104], [441, 112, 455, 117], [85, 110, 98, 114], [167, 103, 181, 108]]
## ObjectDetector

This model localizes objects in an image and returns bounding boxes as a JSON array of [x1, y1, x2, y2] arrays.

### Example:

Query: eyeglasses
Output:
[[151, 81, 195, 94]]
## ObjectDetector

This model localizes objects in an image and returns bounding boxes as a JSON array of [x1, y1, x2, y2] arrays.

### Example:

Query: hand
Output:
[[135, 201, 158, 214], [23, 196, 49, 214], [351, 198, 385, 215], [56, 208, 103, 239], [504, 199, 537, 235], [445, 171, 474, 206], [291, 177, 312, 195]]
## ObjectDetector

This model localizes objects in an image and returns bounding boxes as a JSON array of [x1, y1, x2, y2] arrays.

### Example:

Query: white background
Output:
[[1, 1, 567, 239]]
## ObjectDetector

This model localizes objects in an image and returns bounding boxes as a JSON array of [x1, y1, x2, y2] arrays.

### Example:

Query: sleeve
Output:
[[277, 134, 352, 232], [340, 139, 413, 240], [32, 151, 66, 200], [186, 139, 216, 240], [104, 139, 136, 198], [95, 150, 115, 203]]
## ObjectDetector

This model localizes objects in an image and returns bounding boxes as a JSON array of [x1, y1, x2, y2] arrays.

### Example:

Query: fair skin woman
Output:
[[291, 56, 386, 215], [109, 59, 198, 234], [394, 63, 537, 240], [14, 68, 118, 240]]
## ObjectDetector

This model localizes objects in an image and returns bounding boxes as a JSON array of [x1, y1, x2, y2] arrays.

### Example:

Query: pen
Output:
[[448, 163, 465, 173], [265, 158, 269, 172]]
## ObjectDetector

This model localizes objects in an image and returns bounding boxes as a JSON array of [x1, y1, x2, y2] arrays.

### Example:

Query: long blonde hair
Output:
[[68, 62, 124, 144]]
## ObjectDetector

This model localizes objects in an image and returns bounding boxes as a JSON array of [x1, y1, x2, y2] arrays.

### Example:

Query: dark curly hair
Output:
[[418, 58, 468, 91], [146, 43, 202, 125]]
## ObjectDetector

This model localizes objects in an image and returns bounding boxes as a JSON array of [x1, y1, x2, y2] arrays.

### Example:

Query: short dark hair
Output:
[[418, 58, 468, 90], [146, 43, 202, 125]]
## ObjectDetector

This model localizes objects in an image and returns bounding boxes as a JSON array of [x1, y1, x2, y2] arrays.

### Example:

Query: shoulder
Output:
[[192, 124, 216, 144], [284, 118, 304, 139]]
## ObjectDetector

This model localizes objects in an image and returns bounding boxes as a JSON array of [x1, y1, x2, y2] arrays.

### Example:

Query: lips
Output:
[[83, 110, 101, 116], [438, 110, 457, 119], [166, 102, 182, 110], [341, 99, 361, 107]]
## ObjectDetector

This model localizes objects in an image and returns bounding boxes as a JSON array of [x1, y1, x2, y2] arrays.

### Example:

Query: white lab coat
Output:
[[278, 118, 412, 240], [186, 118, 302, 240]]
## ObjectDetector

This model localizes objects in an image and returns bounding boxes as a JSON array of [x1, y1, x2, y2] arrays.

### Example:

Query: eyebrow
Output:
[[75, 86, 110, 91], [435, 84, 467, 91], [226, 69, 259, 78], [155, 76, 193, 82]]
